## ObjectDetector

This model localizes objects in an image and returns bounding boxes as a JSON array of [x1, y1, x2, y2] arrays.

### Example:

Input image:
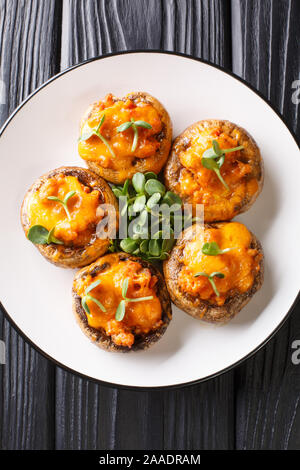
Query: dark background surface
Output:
[[0, 0, 299, 450]]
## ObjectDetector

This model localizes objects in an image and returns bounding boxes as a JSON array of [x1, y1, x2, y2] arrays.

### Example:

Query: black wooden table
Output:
[[0, 0, 299, 450]]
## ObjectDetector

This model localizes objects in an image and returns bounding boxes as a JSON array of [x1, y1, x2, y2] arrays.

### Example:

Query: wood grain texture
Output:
[[56, 0, 234, 450], [231, 0, 300, 135], [231, 0, 300, 450], [235, 307, 300, 450], [1, 0, 299, 450], [0, 0, 62, 449], [61, 0, 231, 68]]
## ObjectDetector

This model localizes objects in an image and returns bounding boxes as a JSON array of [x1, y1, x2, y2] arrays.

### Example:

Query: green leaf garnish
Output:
[[222, 145, 245, 154], [212, 140, 223, 156], [144, 172, 157, 180], [202, 140, 244, 159], [136, 208, 148, 225], [122, 179, 130, 196], [27, 225, 63, 245], [85, 295, 106, 312], [115, 300, 126, 321], [121, 278, 153, 303], [132, 221, 147, 237], [112, 187, 123, 198], [117, 119, 152, 153], [115, 277, 154, 321], [120, 199, 128, 217], [81, 279, 106, 315], [79, 113, 115, 158], [140, 240, 149, 253], [81, 297, 91, 315], [133, 121, 152, 129], [162, 191, 182, 207], [111, 171, 191, 263], [202, 242, 234, 256], [201, 140, 244, 190], [146, 192, 161, 209], [120, 238, 138, 253], [148, 252, 169, 261], [64, 190, 76, 204], [145, 179, 166, 196], [201, 157, 229, 190], [27, 225, 49, 244], [194, 271, 225, 297], [132, 172, 145, 193], [162, 232, 175, 253], [116, 121, 133, 133], [85, 279, 102, 295], [209, 272, 225, 279], [108, 239, 119, 253], [46, 227, 64, 245], [148, 239, 160, 257], [122, 277, 129, 298], [133, 194, 146, 213], [47, 191, 76, 220]]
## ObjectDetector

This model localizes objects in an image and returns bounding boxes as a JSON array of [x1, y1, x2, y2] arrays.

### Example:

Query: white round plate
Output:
[[0, 52, 299, 389]]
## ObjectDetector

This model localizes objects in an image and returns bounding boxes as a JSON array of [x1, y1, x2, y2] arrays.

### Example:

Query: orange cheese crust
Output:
[[72, 253, 172, 352], [164, 120, 263, 222], [177, 222, 262, 306], [78, 92, 172, 183], [73, 254, 162, 348], [163, 222, 264, 323], [27, 174, 102, 246], [21, 167, 119, 268]]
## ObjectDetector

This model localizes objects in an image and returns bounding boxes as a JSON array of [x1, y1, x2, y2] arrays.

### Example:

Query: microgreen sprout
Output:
[[47, 190, 76, 220], [79, 114, 116, 158], [201, 139, 244, 190], [111, 172, 185, 262], [194, 271, 225, 297], [117, 119, 152, 153], [81, 279, 106, 316], [115, 277, 153, 321], [27, 225, 63, 245], [201, 241, 234, 256]]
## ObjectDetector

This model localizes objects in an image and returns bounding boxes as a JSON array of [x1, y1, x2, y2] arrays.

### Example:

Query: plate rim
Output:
[[0, 49, 299, 390]]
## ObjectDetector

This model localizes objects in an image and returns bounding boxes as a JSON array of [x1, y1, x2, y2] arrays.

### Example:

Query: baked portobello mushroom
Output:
[[72, 252, 172, 352], [21, 166, 118, 268], [164, 119, 264, 222], [78, 92, 172, 184], [163, 222, 264, 323]]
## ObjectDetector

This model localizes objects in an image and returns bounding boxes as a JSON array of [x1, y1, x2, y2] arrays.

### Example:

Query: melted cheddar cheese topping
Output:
[[74, 254, 163, 348], [27, 174, 102, 246], [78, 94, 163, 179], [176, 125, 259, 221], [178, 222, 261, 306]]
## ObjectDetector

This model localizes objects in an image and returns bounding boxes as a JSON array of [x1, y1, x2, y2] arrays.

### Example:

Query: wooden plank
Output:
[[163, 377, 234, 449], [57, 0, 234, 450], [61, 0, 231, 68], [0, 0, 62, 449], [234, 303, 300, 449], [231, 0, 300, 449], [231, 0, 300, 134]]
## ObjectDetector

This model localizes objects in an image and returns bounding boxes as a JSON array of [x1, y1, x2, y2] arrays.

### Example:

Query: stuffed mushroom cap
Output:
[[72, 252, 172, 352], [164, 119, 263, 222], [78, 92, 172, 184], [21, 166, 118, 268], [163, 222, 264, 323]]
